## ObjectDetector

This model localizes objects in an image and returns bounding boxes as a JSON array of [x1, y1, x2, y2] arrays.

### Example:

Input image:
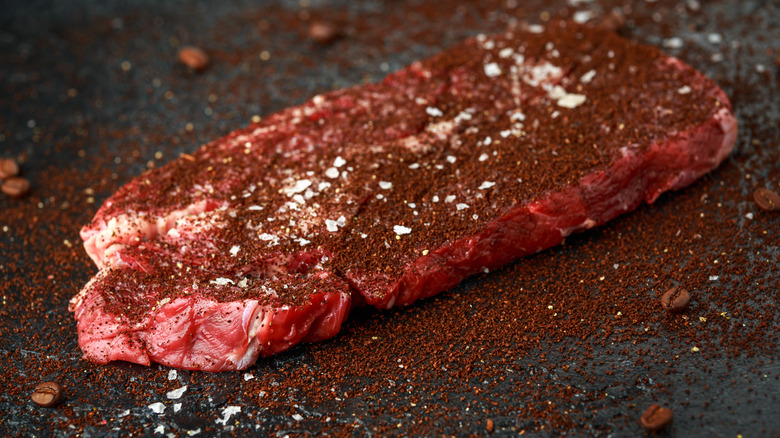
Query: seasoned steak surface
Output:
[[71, 21, 737, 371]]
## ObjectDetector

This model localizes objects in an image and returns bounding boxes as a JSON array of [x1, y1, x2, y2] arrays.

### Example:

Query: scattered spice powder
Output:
[[0, 0, 778, 436]]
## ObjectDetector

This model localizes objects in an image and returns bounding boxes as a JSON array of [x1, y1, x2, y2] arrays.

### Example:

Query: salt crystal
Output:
[[557, 93, 587, 109], [394, 225, 412, 235], [148, 402, 166, 414], [677, 85, 691, 95], [432, 195, 440, 202], [216, 406, 241, 426], [484, 62, 502, 77], [154, 425, 165, 435], [446, 155, 457, 163], [166, 386, 188, 400], [499, 48, 514, 58], [168, 370, 177, 380], [456, 203, 469, 211], [426, 106, 444, 117], [173, 403, 182, 413], [379, 181, 393, 189], [229, 245, 240, 256], [325, 167, 339, 179], [663, 37, 683, 49], [580, 69, 596, 84], [333, 156, 346, 167], [210, 277, 234, 286], [572, 10, 594, 23], [478, 181, 496, 190], [292, 414, 304, 421], [709, 275, 719, 281], [325, 219, 339, 232], [479, 153, 489, 162], [444, 195, 456, 203]]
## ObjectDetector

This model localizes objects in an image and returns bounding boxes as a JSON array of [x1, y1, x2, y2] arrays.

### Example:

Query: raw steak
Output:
[[70, 21, 737, 371]]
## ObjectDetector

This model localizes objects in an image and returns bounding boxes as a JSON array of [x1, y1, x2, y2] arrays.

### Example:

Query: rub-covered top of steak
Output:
[[72, 21, 736, 370]]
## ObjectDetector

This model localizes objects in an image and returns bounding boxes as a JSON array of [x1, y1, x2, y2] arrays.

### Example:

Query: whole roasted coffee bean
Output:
[[639, 404, 673, 431], [1, 176, 31, 197], [661, 286, 690, 312], [0, 158, 20, 179], [178, 46, 210, 72], [753, 187, 780, 212], [309, 21, 341, 45], [31, 382, 63, 407], [595, 10, 626, 32]]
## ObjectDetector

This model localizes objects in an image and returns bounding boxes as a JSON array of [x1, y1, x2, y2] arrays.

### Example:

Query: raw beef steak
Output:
[[70, 21, 737, 371]]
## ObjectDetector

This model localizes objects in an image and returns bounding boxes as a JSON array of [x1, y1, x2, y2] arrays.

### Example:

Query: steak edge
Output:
[[71, 21, 737, 371]]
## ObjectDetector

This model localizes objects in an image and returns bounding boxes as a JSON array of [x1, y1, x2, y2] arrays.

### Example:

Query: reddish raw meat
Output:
[[70, 21, 737, 371]]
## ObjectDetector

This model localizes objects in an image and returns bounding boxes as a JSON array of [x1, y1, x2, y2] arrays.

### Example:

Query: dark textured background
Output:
[[1, 0, 778, 436]]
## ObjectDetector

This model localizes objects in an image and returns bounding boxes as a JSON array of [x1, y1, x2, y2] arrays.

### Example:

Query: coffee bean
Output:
[[178, 46, 210, 72], [753, 187, 780, 212], [31, 381, 63, 407], [639, 404, 673, 431], [0, 158, 20, 179], [1, 176, 31, 198], [309, 21, 341, 45], [661, 286, 690, 312], [595, 10, 627, 32]]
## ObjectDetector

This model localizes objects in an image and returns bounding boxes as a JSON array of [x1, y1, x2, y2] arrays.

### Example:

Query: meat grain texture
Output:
[[70, 21, 736, 371]]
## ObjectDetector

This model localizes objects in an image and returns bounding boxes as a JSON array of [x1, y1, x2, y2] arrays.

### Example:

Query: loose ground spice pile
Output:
[[0, 0, 778, 436]]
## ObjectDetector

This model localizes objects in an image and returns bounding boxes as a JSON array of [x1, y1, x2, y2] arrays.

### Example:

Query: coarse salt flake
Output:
[[484, 62, 502, 77], [663, 37, 684, 49], [426, 106, 444, 117], [677, 85, 691, 94], [510, 111, 526, 122], [248, 205, 263, 211], [478, 153, 489, 162], [573, 10, 594, 23], [148, 403, 166, 414], [229, 245, 240, 256], [379, 181, 393, 189], [446, 155, 457, 163], [210, 277, 234, 286], [499, 47, 514, 58], [456, 203, 469, 211], [394, 225, 412, 235], [527, 24, 544, 33], [174, 403, 182, 413], [580, 69, 596, 83], [709, 275, 719, 281], [244, 373, 254, 381], [479, 181, 496, 189], [325, 167, 339, 179], [284, 179, 311, 195], [557, 93, 587, 109], [154, 425, 164, 434], [325, 219, 339, 232], [333, 156, 346, 167], [166, 386, 188, 400], [258, 233, 276, 241], [292, 414, 304, 421], [215, 406, 241, 426], [168, 370, 178, 380], [444, 195, 456, 203]]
